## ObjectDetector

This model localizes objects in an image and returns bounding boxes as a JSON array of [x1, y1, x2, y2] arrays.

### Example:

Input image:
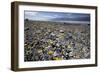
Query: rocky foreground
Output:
[[24, 20, 90, 62]]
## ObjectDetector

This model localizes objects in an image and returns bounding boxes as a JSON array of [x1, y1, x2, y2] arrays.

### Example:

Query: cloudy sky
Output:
[[24, 11, 90, 22]]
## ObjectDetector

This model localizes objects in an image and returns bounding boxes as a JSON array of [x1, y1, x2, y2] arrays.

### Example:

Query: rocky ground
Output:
[[24, 20, 90, 62]]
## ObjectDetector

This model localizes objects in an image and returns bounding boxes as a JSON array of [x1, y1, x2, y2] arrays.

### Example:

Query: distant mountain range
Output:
[[51, 17, 90, 21]]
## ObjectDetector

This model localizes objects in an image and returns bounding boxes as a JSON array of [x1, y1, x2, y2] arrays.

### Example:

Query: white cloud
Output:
[[25, 11, 38, 17]]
